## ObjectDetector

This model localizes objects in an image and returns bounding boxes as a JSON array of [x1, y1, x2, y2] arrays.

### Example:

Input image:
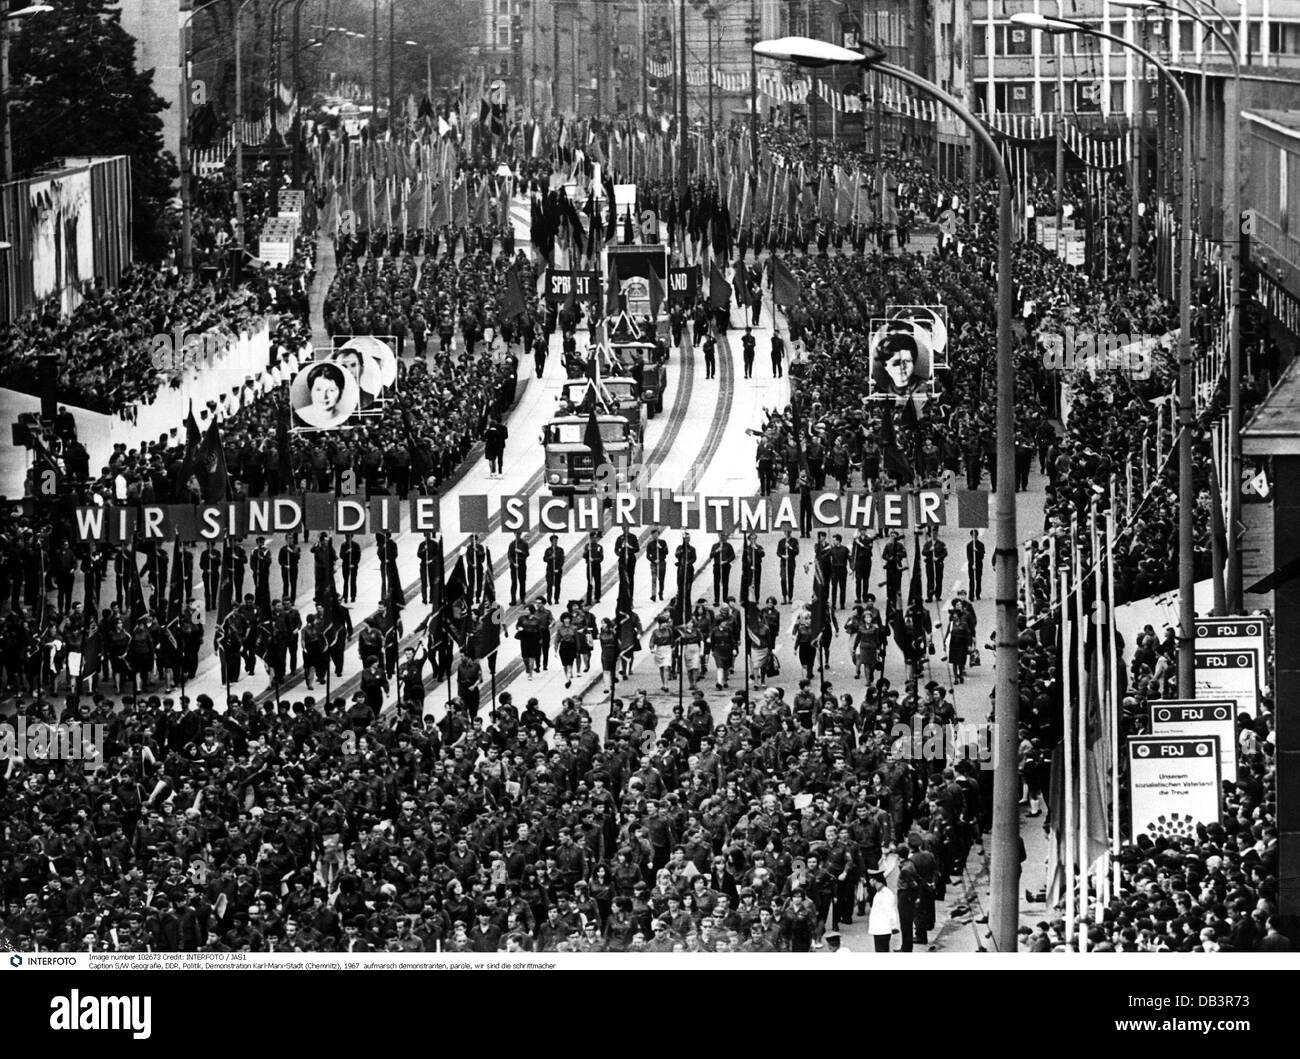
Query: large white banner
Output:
[[1128, 736, 1222, 844], [1147, 699, 1239, 782]]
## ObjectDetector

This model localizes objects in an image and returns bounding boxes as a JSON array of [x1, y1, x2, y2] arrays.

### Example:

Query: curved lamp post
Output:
[[1013, 12, 1195, 699], [1115, 0, 1243, 612], [755, 34, 1021, 954]]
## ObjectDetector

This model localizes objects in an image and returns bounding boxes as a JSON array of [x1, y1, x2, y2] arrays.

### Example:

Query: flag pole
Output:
[[1062, 566, 1075, 949], [1074, 519, 1088, 952], [1106, 480, 1122, 903], [1090, 497, 1108, 915]]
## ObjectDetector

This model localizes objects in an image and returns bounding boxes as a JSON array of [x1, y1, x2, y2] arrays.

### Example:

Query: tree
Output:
[[10, 0, 178, 262]]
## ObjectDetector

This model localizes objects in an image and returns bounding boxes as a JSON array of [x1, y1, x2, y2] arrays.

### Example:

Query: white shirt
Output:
[[868, 886, 899, 937]]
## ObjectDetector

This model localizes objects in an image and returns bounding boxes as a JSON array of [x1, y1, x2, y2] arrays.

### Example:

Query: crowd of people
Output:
[[0, 109, 1286, 954]]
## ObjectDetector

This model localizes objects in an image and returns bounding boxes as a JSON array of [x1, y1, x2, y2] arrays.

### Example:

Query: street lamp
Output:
[[755, 33, 1021, 954], [0, 1, 54, 182], [178, 0, 230, 274], [1114, 0, 1243, 613], [1013, 11, 1195, 697], [233, 0, 259, 250]]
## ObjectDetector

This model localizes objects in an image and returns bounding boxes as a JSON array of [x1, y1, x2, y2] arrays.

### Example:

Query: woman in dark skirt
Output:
[[516, 605, 542, 679], [554, 613, 579, 688]]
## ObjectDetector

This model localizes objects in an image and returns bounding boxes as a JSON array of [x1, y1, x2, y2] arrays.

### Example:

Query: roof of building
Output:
[[1243, 356, 1300, 454]]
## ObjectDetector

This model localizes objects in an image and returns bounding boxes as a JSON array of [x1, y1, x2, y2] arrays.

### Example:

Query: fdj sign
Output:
[[1148, 699, 1238, 781], [1194, 649, 1260, 718]]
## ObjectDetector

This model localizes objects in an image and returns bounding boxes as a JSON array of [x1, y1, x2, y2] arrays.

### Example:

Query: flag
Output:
[[907, 534, 923, 611], [584, 408, 607, 472], [166, 534, 185, 639], [443, 554, 470, 648], [1045, 635, 1112, 906], [215, 537, 234, 627], [648, 268, 666, 318], [732, 258, 751, 307], [126, 547, 148, 628], [770, 254, 800, 307], [808, 549, 832, 641], [709, 262, 730, 313], [196, 419, 229, 503], [502, 261, 526, 320], [605, 253, 620, 317], [879, 405, 913, 484]]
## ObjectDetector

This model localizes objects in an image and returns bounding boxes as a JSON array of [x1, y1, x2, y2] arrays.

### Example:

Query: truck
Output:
[[542, 414, 644, 495]]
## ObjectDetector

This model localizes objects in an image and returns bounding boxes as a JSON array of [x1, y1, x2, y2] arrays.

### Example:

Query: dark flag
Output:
[[648, 268, 666, 318], [176, 404, 202, 497], [709, 262, 730, 313], [443, 554, 470, 647], [583, 191, 599, 262], [584, 408, 607, 472], [907, 533, 924, 611], [732, 258, 751, 308], [196, 418, 229, 502], [502, 261, 526, 320], [879, 404, 914, 484], [605, 253, 621, 318], [165, 534, 185, 649], [770, 254, 801, 307], [427, 534, 446, 648], [808, 549, 832, 641], [126, 547, 148, 628], [215, 537, 234, 627], [603, 173, 617, 239]]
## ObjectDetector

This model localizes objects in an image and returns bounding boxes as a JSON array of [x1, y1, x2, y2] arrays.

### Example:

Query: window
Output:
[[1074, 25, 1100, 54], [1005, 26, 1031, 55]]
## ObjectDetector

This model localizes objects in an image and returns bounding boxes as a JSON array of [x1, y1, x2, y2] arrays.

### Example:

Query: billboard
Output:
[[1128, 736, 1222, 843], [1147, 699, 1239, 782]]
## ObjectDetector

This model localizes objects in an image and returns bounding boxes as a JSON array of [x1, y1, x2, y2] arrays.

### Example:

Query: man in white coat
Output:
[[867, 870, 900, 953]]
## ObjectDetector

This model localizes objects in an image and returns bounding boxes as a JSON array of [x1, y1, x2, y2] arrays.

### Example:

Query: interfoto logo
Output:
[[49, 990, 152, 1039], [0, 719, 104, 774], [889, 717, 996, 770], [1040, 327, 1156, 379], [150, 324, 235, 371]]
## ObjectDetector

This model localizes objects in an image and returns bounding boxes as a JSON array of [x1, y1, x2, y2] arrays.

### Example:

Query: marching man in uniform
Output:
[[709, 532, 735, 606], [466, 534, 490, 603], [646, 528, 668, 602], [777, 528, 798, 605], [418, 532, 440, 605], [614, 525, 639, 597], [740, 531, 764, 604], [340, 532, 361, 604], [583, 530, 604, 605], [544, 534, 565, 605], [507, 531, 530, 605]]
